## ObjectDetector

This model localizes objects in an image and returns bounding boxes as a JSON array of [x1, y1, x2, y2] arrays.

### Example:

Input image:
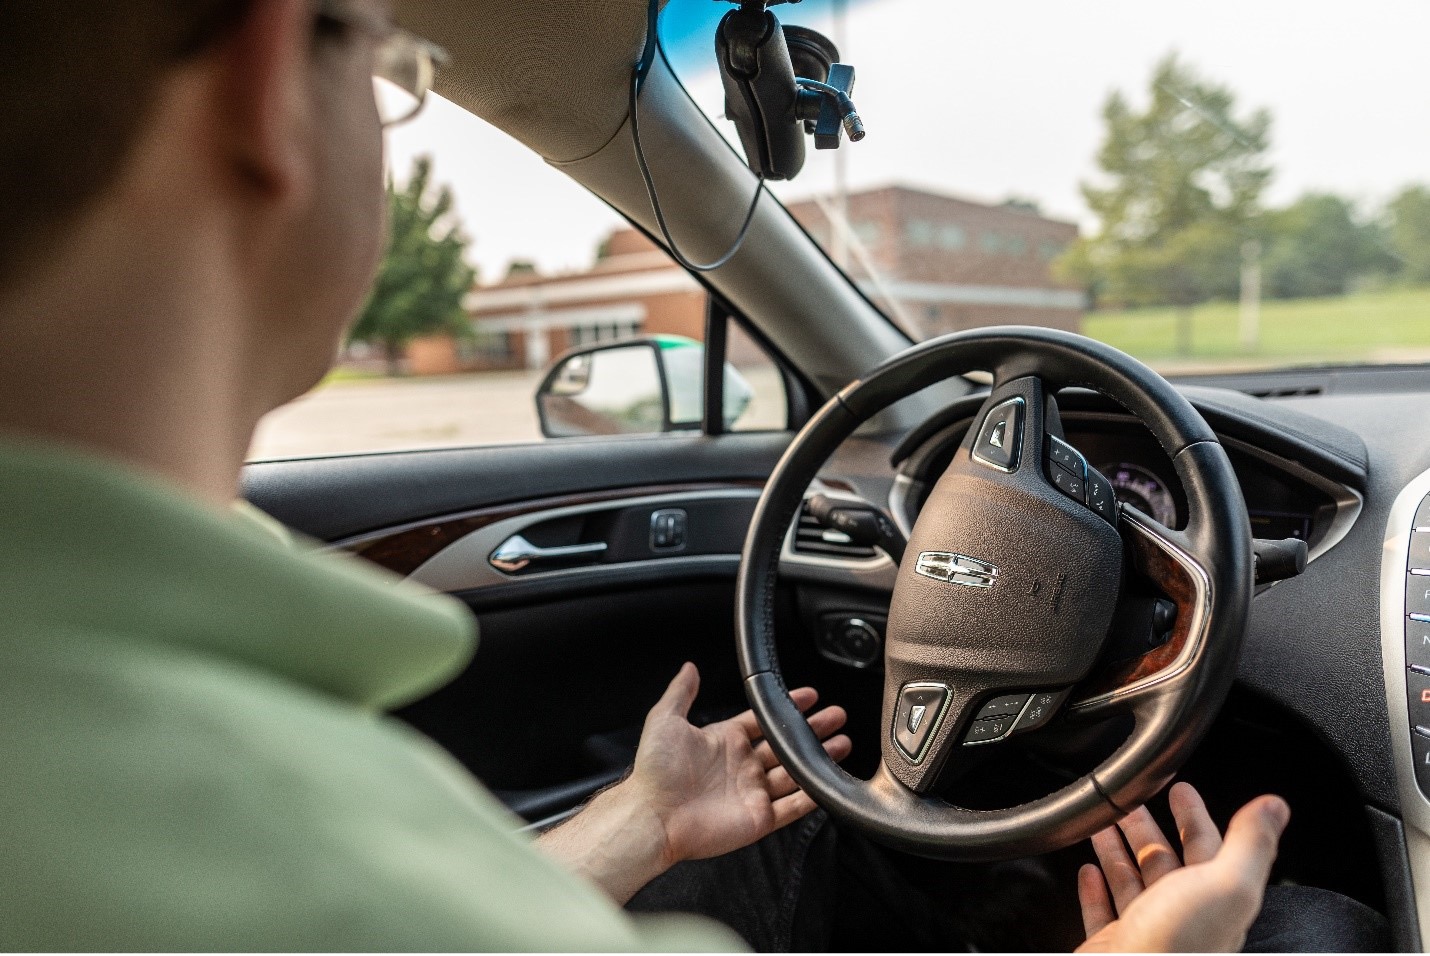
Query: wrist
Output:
[[595, 777, 678, 872], [534, 778, 674, 905]]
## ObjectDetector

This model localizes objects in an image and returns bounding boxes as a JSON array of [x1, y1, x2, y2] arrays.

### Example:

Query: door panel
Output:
[[241, 432, 793, 822], [400, 581, 748, 796], [243, 432, 789, 542]]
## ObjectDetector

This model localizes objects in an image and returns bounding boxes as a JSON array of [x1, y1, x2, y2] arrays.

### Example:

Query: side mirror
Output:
[[535, 336, 752, 439]]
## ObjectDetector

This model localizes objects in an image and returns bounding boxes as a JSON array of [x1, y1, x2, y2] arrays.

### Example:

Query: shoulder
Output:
[[0, 630, 732, 951]]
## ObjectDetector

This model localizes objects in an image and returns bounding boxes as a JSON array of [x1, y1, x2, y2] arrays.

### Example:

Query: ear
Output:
[[216, 0, 316, 205]]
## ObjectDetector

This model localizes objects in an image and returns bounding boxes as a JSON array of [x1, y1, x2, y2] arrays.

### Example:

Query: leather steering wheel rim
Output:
[[736, 327, 1252, 861]]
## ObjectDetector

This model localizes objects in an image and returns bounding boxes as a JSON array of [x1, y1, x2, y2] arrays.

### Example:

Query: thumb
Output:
[[1211, 795, 1290, 894], [650, 662, 700, 720]]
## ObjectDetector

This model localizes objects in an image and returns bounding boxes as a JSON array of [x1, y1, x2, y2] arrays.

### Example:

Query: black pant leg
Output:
[[1242, 885, 1390, 953], [626, 811, 833, 952]]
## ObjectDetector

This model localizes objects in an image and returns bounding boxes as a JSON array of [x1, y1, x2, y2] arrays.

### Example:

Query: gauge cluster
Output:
[[896, 412, 1345, 553], [1099, 461, 1177, 526]]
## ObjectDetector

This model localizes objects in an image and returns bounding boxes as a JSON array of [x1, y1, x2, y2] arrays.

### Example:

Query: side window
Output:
[[248, 96, 788, 461], [726, 321, 788, 432]]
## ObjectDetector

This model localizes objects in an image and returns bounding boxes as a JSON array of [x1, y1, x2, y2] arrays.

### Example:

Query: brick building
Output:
[[791, 186, 1083, 337], [405, 184, 1082, 374]]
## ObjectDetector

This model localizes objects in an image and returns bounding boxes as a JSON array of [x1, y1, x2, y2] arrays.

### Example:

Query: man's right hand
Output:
[[1076, 782, 1290, 953]]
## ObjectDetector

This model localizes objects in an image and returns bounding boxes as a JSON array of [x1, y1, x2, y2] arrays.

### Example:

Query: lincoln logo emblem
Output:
[[915, 552, 999, 588]]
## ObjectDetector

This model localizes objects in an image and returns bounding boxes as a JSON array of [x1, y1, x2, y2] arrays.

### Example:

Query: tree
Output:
[[1262, 193, 1393, 299], [349, 156, 476, 374], [1387, 185, 1430, 284], [1057, 54, 1273, 347]]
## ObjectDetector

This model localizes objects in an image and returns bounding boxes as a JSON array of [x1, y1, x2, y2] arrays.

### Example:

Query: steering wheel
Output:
[[737, 327, 1253, 860]]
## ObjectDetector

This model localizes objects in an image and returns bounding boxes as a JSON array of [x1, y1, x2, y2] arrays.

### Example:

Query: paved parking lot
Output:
[[249, 371, 547, 460], [248, 366, 788, 460]]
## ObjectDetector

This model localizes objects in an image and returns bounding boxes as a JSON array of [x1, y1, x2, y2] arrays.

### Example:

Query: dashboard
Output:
[[888, 407, 1361, 565]]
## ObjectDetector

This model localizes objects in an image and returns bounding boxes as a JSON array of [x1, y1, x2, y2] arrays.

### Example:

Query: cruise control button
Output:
[[977, 693, 1031, 720], [1412, 730, 1430, 798], [963, 715, 1015, 745], [973, 399, 1023, 471], [1409, 671, 1430, 733], [1409, 618, 1430, 673], [1011, 689, 1070, 734], [1085, 469, 1119, 525], [1408, 573, 1430, 618], [1411, 532, 1430, 571], [1046, 436, 1086, 477], [894, 683, 948, 762], [1050, 466, 1085, 502]]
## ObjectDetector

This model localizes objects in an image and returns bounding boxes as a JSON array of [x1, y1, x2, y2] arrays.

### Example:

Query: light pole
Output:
[[1240, 238, 1262, 351]]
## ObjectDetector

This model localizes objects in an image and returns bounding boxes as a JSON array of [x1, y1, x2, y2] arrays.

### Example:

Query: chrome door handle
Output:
[[489, 534, 608, 573]]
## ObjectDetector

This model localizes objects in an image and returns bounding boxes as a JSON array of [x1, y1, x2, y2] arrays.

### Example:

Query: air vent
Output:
[[793, 502, 879, 559]]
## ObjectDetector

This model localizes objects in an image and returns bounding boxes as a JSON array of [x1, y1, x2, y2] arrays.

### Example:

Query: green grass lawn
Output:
[[1083, 285, 1430, 370]]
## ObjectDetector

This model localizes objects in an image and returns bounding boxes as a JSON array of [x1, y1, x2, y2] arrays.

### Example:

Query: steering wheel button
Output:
[[1010, 689, 1070, 734], [962, 716, 1014, 745], [1050, 466, 1085, 502], [894, 683, 948, 762], [977, 693, 1031, 720], [972, 398, 1024, 472], [908, 705, 927, 732], [1046, 436, 1086, 477], [1085, 469, 1119, 525]]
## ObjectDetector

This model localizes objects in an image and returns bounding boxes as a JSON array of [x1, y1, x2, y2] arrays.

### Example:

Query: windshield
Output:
[[660, 0, 1430, 373]]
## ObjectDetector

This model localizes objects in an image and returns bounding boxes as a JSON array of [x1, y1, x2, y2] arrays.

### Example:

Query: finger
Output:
[[1169, 781, 1223, 865], [751, 705, 848, 769], [1116, 804, 1182, 886], [1090, 826, 1144, 914], [650, 662, 699, 720], [770, 789, 819, 830], [1210, 795, 1290, 896], [766, 734, 852, 798], [1077, 863, 1117, 937], [788, 686, 819, 713], [728, 687, 820, 741], [803, 704, 847, 739]]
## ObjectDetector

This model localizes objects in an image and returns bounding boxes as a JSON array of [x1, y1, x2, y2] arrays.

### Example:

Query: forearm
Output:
[[535, 781, 673, 906]]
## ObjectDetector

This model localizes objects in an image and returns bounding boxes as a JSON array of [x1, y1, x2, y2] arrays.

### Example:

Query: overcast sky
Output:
[[385, 0, 1430, 282]]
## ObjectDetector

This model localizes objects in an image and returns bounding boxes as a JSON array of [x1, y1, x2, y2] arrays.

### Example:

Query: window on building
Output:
[[905, 219, 935, 247], [937, 223, 967, 251], [1040, 239, 1066, 261], [461, 330, 514, 363], [1004, 234, 1027, 256], [571, 320, 643, 348], [979, 231, 1002, 254], [852, 220, 882, 248]]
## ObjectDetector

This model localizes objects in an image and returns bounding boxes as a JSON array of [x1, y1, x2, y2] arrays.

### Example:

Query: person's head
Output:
[[0, 0, 435, 416]]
